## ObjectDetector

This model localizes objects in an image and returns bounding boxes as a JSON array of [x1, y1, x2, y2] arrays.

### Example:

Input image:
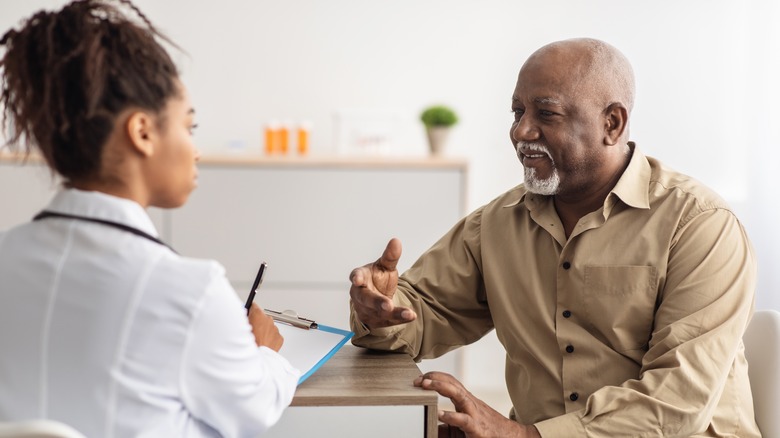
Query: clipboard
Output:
[[265, 309, 353, 384]]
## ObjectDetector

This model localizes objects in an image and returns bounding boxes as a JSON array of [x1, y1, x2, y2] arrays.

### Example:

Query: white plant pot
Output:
[[426, 126, 450, 156]]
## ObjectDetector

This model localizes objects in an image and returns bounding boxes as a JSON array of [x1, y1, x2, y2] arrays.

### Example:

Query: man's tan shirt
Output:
[[351, 146, 760, 437]]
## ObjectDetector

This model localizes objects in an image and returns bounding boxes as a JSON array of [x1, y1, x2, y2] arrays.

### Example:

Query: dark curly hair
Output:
[[0, 0, 179, 181]]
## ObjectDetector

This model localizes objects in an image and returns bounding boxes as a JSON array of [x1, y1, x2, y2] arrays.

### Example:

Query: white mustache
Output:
[[515, 142, 553, 162]]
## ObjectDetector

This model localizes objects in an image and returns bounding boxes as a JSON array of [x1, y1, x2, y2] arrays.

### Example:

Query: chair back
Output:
[[0, 420, 86, 438], [743, 308, 780, 437]]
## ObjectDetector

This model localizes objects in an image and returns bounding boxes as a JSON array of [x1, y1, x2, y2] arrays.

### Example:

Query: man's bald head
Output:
[[522, 38, 635, 115]]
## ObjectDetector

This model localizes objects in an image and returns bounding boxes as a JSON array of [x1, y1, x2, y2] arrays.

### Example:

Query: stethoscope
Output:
[[33, 210, 176, 254]]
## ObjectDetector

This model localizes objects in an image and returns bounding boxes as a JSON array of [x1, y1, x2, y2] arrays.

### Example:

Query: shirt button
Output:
[[562, 261, 571, 270], [569, 392, 579, 401], [565, 345, 574, 353], [562, 310, 572, 318]]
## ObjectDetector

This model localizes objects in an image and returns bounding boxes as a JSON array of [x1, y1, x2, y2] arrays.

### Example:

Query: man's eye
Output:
[[189, 123, 199, 135], [539, 110, 555, 117], [511, 109, 524, 119]]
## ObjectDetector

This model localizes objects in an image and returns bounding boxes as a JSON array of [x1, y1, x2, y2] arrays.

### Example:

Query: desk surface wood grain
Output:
[[292, 344, 438, 407]]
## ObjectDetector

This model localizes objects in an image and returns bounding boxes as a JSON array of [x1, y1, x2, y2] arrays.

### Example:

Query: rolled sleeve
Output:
[[535, 412, 586, 437]]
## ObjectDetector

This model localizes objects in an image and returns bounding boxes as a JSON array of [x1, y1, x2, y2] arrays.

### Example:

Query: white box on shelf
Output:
[[333, 109, 402, 155]]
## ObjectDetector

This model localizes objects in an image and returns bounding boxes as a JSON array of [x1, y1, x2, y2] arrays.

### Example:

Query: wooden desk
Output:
[[267, 344, 438, 437]]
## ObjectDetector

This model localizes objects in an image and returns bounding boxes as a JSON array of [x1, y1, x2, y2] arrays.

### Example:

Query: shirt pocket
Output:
[[583, 265, 658, 353]]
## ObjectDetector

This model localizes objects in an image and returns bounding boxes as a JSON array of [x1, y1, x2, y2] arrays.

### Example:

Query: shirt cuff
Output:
[[534, 412, 586, 437], [351, 314, 406, 337], [367, 323, 406, 337]]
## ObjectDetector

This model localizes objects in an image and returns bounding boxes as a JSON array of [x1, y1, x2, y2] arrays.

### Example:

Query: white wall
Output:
[[3, 0, 779, 402]]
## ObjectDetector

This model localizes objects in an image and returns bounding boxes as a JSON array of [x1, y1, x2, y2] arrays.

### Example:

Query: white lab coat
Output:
[[0, 189, 300, 437]]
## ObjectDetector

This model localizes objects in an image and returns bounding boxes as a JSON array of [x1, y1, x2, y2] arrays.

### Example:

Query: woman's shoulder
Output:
[[147, 253, 236, 307]]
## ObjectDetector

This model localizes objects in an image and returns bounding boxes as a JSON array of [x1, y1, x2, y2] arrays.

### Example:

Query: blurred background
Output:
[[2, 0, 779, 415]]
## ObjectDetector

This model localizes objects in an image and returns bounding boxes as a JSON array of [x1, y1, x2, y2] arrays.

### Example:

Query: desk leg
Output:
[[425, 403, 438, 438]]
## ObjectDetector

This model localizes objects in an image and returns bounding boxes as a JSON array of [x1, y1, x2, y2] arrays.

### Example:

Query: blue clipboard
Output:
[[268, 309, 354, 384]]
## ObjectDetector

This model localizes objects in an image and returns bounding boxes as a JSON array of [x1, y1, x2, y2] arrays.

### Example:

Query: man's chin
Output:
[[524, 171, 560, 196], [525, 184, 559, 196]]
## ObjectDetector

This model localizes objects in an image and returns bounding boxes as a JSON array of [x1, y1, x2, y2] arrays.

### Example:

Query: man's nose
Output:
[[512, 115, 540, 143]]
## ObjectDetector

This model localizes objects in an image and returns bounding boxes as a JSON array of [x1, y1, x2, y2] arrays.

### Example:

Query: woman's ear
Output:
[[126, 111, 156, 157], [603, 103, 628, 146]]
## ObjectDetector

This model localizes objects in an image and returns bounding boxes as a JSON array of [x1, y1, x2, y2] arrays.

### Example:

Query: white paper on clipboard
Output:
[[275, 321, 353, 384]]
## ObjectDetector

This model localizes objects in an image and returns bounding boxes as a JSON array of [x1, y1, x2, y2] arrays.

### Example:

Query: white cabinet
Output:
[[170, 157, 465, 317]]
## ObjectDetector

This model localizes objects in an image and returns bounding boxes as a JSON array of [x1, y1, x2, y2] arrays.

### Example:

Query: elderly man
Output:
[[348, 38, 760, 437]]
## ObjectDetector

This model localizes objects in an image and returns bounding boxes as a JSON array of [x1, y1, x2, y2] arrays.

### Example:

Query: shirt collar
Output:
[[502, 142, 651, 211], [44, 188, 160, 237], [608, 142, 651, 210]]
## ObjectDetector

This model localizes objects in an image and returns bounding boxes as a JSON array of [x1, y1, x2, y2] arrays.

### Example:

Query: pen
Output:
[[244, 261, 268, 315]]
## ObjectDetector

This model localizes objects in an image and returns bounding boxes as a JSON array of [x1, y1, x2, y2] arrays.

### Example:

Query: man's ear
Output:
[[603, 103, 628, 146], [126, 111, 156, 157]]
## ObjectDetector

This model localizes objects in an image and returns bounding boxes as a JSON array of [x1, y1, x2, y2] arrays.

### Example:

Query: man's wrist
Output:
[[521, 425, 542, 438]]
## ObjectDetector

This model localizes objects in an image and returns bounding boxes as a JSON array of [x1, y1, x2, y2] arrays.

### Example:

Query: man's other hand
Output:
[[415, 372, 541, 438]]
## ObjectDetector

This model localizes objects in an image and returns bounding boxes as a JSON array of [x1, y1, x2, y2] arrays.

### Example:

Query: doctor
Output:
[[0, 1, 299, 437]]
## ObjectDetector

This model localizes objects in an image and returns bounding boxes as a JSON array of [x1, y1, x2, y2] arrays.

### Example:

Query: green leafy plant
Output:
[[420, 105, 458, 127]]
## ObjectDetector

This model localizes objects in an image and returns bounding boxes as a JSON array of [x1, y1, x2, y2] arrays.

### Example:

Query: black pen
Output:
[[244, 262, 268, 315]]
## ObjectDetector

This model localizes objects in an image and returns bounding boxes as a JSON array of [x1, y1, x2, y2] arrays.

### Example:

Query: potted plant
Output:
[[420, 105, 458, 156]]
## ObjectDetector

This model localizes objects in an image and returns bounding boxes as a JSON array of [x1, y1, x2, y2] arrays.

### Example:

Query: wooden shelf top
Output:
[[196, 154, 468, 170], [1, 151, 468, 171]]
